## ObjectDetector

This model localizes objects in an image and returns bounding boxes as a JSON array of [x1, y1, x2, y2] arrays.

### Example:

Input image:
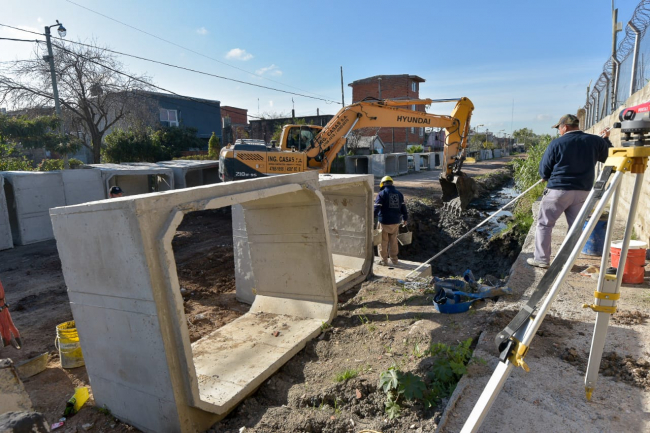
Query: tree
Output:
[[208, 132, 220, 158], [513, 128, 536, 149], [0, 40, 154, 163]]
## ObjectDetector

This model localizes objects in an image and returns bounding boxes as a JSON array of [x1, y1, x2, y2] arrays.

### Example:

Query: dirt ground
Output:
[[8, 154, 643, 433]]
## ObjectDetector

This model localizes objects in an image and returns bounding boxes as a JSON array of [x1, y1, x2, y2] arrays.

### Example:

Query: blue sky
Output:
[[0, 0, 641, 135]]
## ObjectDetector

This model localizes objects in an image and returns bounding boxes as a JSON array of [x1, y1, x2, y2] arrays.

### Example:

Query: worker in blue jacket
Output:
[[374, 176, 408, 265], [528, 114, 611, 269]]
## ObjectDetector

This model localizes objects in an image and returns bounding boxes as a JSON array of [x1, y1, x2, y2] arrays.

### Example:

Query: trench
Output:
[[401, 174, 523, 279]]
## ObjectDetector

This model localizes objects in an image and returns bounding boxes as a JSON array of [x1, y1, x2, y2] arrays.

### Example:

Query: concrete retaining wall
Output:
[[50, 171, 337, 433], [86, 164, 174, 197], [1, 170, 105, 246], [155, 160, 220, 189], [235, 174, 374, 304], [0, 175, 12, 251], [586, 81, 650, 250]]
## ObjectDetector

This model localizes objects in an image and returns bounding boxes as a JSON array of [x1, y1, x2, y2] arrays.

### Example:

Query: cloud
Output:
[[269, 100, 274, 107], [225, 48, 253, 61], [37, 17, 43, 23], [536, 114, 553, 121], [196, 27, 208, 35], [256, 64, 282, 76]]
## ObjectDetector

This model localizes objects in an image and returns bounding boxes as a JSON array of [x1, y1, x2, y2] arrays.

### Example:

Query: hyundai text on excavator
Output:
[[219, 97, 477, 208]]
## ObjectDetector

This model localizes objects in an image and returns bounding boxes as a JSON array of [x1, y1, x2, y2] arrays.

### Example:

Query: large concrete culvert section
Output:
[[234, 174, 374, 304], [50, 171, 338, 432]]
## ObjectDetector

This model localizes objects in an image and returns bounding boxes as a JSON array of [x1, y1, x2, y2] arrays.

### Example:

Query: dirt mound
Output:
[[600, 351, 650, 390], [612, 310, 649, 326]]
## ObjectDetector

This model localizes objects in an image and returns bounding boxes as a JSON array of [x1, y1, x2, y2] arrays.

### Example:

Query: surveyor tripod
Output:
[[461, 121, 650, 432]]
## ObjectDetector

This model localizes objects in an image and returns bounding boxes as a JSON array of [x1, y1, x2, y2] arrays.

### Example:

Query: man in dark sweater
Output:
[[528, 114, 611, 268], [374, 176, 408, 265]]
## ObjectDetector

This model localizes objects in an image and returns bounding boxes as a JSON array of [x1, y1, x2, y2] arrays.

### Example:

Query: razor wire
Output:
[[584, 0, 650, 128]]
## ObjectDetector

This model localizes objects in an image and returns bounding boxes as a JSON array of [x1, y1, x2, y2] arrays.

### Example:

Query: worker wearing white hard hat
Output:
[[374, 176, 408, 266]]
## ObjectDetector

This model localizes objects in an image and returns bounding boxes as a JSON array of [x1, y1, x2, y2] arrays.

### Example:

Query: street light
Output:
[[43, 20, 68, 167]]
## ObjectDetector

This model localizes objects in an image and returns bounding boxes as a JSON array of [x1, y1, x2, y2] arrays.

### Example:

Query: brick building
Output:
[[221, 106, 249, 145], [348, 74, 427, 153]]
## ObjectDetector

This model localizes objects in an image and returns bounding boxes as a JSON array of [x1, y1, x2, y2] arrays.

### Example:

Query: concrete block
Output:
[[396, 153, 408, 175], [50, 171, 337, 433], [493, 149, 502, 158], [85, 163, 174, 197], [155, 160, 220, 189], [235, 174, 374, 304], [1, 170, 105, 246], [2, 171, 66, 245], [0, 359, 33, 413], [0, 175, 12, 251]]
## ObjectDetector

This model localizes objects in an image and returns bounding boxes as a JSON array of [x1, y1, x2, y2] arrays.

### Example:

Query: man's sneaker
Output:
[[527, 258, 549, 269], [379, 259, 389, 266], [391, 259, 399, 265]]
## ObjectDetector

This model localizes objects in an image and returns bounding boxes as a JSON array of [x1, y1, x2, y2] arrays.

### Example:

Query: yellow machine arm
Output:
[[304, 97, 474, 177]]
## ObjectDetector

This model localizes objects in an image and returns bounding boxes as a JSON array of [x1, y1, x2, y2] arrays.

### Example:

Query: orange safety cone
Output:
[[0, 279, 22, 349]]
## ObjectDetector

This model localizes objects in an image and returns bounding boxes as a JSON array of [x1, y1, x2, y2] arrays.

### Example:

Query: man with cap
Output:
[[527, 114, 611, 268], [374, 176, 408, 266], [109, 186, 124, 198]]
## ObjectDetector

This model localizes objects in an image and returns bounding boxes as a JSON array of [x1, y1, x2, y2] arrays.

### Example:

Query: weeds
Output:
[[377, 338, 476, 419], [334, 368, 359, 382]]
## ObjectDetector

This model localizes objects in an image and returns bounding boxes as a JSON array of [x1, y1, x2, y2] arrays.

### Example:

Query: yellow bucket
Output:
[[55, 321, 85, 369]]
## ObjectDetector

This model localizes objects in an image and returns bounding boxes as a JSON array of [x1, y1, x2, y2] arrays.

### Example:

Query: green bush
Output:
[[37, 158, 84, 171], [0, 142, 33, 171], [208, 132, 221, 158], [406, 145, 424, 153], [103, 126, 204, 163]]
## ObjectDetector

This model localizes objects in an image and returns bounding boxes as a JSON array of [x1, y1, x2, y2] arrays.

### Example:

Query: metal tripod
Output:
[[461, 144, 650, 432]]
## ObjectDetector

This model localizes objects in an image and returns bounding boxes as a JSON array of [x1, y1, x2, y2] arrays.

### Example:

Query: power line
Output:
[[0, 24, 341, 105], [62, 0, 338, 102]]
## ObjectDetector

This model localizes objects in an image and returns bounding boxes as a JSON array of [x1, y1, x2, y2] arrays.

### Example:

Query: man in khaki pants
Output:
[[374, 176, 408, 265]]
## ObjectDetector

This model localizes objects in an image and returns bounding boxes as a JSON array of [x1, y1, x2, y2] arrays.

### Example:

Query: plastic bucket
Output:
[[610, 240, 647, 284], [55, 321, 85, 369], [581, 215, 608, 256]]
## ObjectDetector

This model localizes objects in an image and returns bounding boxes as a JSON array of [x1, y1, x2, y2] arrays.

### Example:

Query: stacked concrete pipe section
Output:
[[234, 174, 374, 304], [1, 170, 104, 246], [83, 163, 175, 197], [0, 175, 13, 250], [50, 171, 338, 433]]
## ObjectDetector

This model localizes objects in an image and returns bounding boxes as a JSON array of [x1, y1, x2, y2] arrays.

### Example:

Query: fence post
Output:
[[629, 21, 641, 96], [612, 56, 621, 112], [595, 88, 602, 124]]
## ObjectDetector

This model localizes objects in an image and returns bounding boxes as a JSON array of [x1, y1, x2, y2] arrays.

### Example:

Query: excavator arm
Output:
[[304, 97, 476, 208], [304, 97, 473, 176]]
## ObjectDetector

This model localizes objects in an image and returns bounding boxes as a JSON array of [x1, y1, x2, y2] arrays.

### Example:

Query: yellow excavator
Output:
[[219, 97, 477, 208]]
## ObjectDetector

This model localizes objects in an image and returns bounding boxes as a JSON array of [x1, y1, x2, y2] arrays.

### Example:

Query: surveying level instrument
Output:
[[461, 102, 650, 432]]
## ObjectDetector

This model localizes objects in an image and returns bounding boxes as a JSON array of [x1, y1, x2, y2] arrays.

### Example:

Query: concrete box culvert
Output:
[[85, 163, 174, 197], [0, 175, 13, 250], [155, 160, 221, 189], [235, 174, 374, 304], [50, 171, 337, 433], [397, 153, 408, 175]]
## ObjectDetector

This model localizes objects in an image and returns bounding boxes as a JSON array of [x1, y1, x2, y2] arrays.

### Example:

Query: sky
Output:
[[0, 0, 642, 135]]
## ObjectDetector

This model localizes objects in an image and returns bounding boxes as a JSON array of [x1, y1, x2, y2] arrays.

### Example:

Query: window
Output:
[[412, 81, 417, 92], [419, 127, 424, 137], [160, 109, 179, 127], [411, 127, 415, 134], [412, 104, 416, 111]]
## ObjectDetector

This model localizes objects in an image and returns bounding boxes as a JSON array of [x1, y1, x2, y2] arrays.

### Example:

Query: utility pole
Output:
[[340, 66, 345, 107], [378, 77, 382, 100], [43, 20, 67, 167]]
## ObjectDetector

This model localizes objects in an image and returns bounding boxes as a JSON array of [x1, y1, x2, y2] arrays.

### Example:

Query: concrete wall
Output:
[[235, 174, 374, 304], [586, 82, 650, 249], [1, 170, 105, 245], [50, 171, 337, 433], [396, 154, 408, 175], [0, 175, 12, 250], [493, 149, 502, 158]]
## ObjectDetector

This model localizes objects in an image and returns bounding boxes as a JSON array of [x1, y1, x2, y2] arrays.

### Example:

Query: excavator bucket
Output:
[[439, 172, 478, 211]]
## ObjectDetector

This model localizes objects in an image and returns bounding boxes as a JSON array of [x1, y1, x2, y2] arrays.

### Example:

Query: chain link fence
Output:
[[585, 1, 650, 128]]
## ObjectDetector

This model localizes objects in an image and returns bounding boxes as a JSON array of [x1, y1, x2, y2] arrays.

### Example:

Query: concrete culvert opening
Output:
[[171, 207, 249, 343]]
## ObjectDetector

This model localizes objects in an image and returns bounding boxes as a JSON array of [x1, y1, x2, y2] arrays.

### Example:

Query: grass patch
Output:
[[334, 368, 359, 382]]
